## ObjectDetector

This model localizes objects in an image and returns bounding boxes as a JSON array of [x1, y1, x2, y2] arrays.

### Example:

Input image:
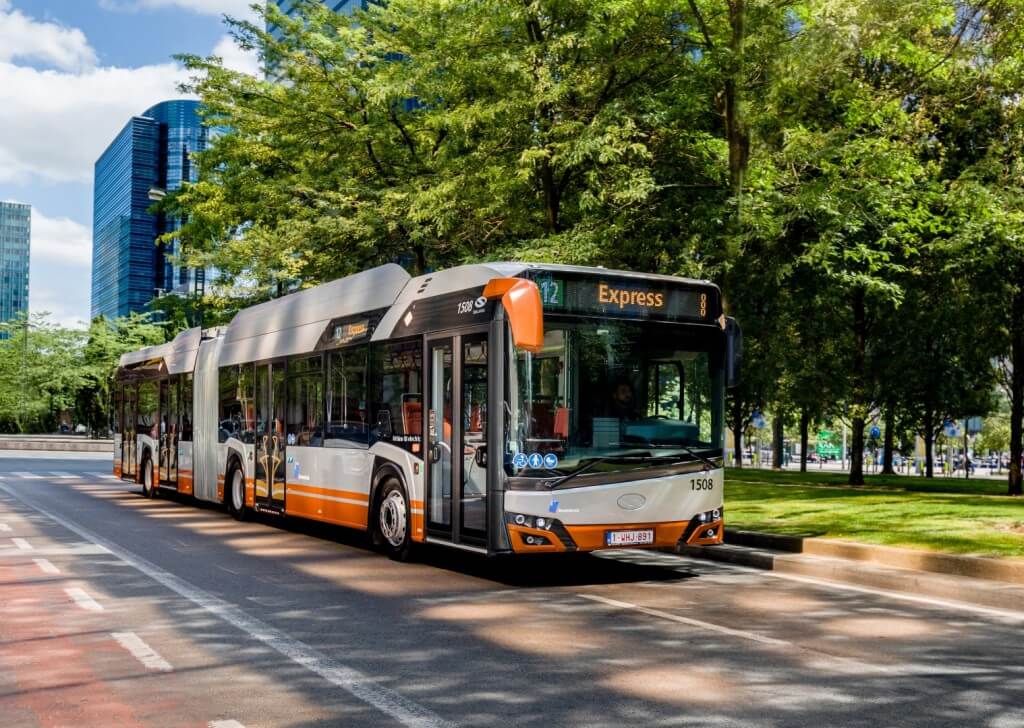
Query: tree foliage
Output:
[[149, 0, 1024, 492]]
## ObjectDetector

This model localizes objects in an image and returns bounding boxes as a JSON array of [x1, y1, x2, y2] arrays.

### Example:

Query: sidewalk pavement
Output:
[[679, 529, 1024, 614]]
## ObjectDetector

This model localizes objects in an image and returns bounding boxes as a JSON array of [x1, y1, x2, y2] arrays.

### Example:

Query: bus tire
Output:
[[227, 462, 248, 521], [141, 453, 156, 499], [374, 477, 413, 562]]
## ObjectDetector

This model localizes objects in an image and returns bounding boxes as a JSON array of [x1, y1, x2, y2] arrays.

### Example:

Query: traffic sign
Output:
[[869, 425, 881, 439]]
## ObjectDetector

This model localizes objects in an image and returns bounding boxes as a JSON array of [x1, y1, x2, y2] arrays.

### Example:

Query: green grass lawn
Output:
[[724, 468, 1024, 558], [726, 466, 1009, 496]]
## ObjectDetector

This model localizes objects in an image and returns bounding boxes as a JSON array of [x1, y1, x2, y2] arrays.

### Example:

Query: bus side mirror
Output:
[[725, 317, 742, 389], [373, 410, 393, 440]]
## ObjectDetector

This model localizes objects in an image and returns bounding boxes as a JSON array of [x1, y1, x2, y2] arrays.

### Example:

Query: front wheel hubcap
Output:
[[144, 465, 151, 491], [380, 491, 407, 547], [232, 471, 244, 511]]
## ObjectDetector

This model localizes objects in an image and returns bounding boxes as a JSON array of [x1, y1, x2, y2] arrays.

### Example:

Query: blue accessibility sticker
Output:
[[512, 452, 529, 469], [543, 452, 559, 469], [528, 452, 544, 469], [548, 500, 559, 513]]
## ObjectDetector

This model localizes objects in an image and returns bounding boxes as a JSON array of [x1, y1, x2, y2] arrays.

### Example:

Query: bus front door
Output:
[[122, 383, 137, 481], [425, 329, 489, 547], [254, 362, 287, 514]]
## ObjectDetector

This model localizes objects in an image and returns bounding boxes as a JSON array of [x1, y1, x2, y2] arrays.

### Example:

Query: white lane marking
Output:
[[764, 571, 1024, 623], [12, 537, 32, 550], [0, 544, 110, 557], [209, 721, 246, 728], [87, 473, 120, 480], [0, 523, 10, 531], [0, 486, 453, 728], [12, 472, 43, 480], [33, 558, 60, 574], [111, 632, 173, 672], [50, 472, 81, 479], [579, 593, 789, 646], [65, 587, 104, 611]]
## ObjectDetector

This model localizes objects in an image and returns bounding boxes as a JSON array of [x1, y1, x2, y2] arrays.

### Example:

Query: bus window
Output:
[[510, 321, 723, 476], [646, 362, 683, 419], [370, 339, 422, 453], [287, 355, 324, 447], [137, 380, 159, 440], [181, 374, 194, 442], [327, 346, 368, 445], [219, 365, 240, 443]]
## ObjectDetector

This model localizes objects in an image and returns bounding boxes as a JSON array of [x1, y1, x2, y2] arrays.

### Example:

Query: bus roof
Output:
[[372, 262, 717, 340], [118, 262, 718, 374], [118, 326, 202, 374], [218, 263, 410, 366]]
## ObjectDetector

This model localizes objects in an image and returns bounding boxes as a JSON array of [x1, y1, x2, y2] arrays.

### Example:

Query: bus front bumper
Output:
[[504, 508, 724, 553]]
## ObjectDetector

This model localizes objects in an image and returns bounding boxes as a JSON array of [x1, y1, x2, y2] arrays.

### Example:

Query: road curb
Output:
[[680, 542, 1024, 614], [0, 437, 113, 453], [724, 528, 1024, 585]]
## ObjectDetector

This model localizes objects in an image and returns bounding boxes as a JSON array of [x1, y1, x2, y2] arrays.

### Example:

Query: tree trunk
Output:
[[799, 408, 809, 473], [882, 400, 895, 475], [1010, 283, 1023, 496], [772, 409, 784, 471], [923, 411, 935, 478], [848, 288, 867, 486], [729, 396, 744, 469]]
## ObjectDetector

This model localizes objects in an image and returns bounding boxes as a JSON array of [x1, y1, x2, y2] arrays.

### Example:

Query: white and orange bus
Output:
[[113, 263, 740, 559]]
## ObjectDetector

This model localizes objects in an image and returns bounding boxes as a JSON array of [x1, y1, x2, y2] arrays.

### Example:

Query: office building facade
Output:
[[91, 100, 209, 320], [0, 201, 30, 328], [267, 0, 365, 41]]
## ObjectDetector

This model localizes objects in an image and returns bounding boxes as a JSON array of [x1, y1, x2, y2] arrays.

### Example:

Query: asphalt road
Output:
[[1, 453, 1023, 728]]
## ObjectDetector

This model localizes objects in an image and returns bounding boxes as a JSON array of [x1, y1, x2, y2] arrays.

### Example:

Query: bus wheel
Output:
[[227, 465, 247, 521], [375, 478, 413, 561], [141, 454, 156, 499]]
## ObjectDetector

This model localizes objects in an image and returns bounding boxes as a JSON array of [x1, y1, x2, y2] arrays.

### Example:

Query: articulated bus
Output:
[[113, 263, 741, 559]]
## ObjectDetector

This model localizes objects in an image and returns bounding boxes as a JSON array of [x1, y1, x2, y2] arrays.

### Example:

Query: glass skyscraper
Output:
[[0, 201, 30, 328], [91, 100, 208, 320], [267, 0, 365, 41]]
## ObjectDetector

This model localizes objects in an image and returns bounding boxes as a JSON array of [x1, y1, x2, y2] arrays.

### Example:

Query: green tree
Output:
[[0, 314, 86, 433]]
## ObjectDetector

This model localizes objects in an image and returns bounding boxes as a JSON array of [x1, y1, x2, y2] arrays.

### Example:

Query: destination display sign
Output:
[[529, 272, 719, 323]]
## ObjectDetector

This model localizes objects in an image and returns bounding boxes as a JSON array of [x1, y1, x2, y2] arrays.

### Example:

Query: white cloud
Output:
[[212, 34, 260, 76], [99, 0, 261, 22], [29, 266, 92, 328], [0, 1, 97, 72], [23, 208, 93, 328], [31, 210, 92, 266], [0, 61, 190, 184]]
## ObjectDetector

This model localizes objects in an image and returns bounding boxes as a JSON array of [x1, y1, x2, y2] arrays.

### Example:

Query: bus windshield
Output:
[[509, 319, 724, 477]]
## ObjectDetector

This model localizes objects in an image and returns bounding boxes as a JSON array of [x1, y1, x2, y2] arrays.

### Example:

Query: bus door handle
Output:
[[429, 443, 441, 463]]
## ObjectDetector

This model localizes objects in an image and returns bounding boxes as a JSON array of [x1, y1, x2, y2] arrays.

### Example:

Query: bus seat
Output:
[[403, 401, 422, 435], [554, 407, 569, 439], [469, 403, 484, 433]]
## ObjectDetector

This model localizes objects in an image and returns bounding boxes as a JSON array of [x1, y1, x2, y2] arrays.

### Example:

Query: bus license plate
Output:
[[605, 529, 654, 547]]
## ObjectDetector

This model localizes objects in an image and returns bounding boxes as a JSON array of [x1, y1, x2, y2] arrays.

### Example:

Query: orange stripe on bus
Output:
[[285, 496, 368, 530], [411, 511, 425, 542], [284, 483, 369, 502]]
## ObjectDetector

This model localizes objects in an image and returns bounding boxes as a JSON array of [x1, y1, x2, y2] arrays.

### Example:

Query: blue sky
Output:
[[0, 0, 259, 326]]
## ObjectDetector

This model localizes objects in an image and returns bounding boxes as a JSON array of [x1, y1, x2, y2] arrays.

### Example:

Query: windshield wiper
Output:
[[624, 440, 719, 472], [545, 452, 652, 489]]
